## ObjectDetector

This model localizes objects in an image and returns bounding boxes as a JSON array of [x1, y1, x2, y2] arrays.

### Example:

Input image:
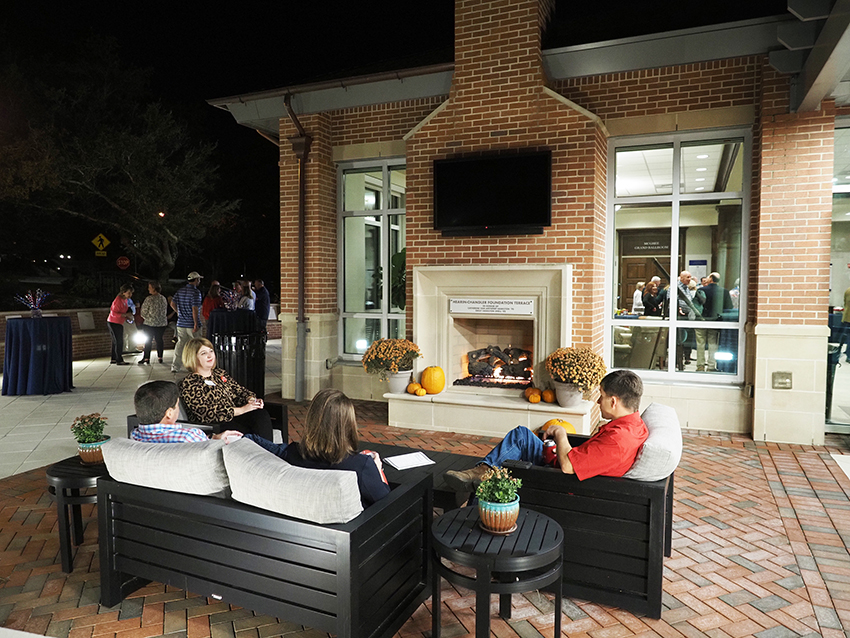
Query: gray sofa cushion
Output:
[[624, 403, 683, 482], [102, 437, 230, 497], [222, 438, 364, 524]]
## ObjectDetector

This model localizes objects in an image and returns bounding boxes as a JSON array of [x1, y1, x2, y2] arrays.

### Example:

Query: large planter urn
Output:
[[77, 436, 110, 465], [386, 370, 412, 394], [553, 381, 583, 408], [478, 496, 520, 534]]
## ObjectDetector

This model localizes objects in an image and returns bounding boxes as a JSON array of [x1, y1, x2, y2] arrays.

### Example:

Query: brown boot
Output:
[[444, 464, 490, 494]]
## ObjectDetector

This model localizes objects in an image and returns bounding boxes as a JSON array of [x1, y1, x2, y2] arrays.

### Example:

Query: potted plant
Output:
[[476, 466, 522, 534], [544, 347, 607, 408], [361, 338, 421, 393], [71, 413, 110, 464]]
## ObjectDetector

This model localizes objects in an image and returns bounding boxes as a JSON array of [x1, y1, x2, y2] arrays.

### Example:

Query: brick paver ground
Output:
[[3, 400, 850, 638]]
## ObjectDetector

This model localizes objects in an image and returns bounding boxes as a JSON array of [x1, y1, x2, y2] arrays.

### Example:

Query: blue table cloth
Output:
[[3, 317, 74, 395]]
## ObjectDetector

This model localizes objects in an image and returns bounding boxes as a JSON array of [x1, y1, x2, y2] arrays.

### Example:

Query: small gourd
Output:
[[528, 393, 542, 403], [523, 386, 539, 399], [420, 366, 445, 394], [415, 387, 427, 396], [407, 382, 422, 394], [541, 389, 556, 403]]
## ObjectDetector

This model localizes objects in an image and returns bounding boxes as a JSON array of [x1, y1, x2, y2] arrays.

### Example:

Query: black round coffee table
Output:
[[431, 506, 564, 638], [46, 456, 109, 572]]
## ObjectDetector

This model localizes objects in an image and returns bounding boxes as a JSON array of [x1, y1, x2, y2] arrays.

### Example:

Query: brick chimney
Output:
[[450, 0, 551, 107]]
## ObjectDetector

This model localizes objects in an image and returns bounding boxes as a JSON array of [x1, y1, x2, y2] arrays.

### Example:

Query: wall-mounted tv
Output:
[[433, 150, 552, 237]]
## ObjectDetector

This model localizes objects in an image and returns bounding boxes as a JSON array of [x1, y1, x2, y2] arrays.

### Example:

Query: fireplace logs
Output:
[[455, 344, 533, 389]]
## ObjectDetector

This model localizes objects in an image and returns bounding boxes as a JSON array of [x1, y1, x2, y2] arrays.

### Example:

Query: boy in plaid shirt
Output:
[[131, 380, 242, 443]]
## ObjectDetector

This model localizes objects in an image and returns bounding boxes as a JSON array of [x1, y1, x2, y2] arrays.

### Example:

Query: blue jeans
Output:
[[482, 426, 544, 467]]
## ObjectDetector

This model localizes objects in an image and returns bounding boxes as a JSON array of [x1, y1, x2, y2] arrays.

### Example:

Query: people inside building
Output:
[[631, 281, 645, 315], [242, 388, 390, 506], [642, 281, 663, 317], [444, 370, 648, 496], [106, 283, 134, 365], [178, 338, 274, 439], [695, 272, 733, 372], [139, 281, 168, 365], [131, 380, 243, 443], [170, 271, 204, 373]]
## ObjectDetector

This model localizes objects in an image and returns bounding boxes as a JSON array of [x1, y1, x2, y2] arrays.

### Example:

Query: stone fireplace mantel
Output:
[[388, 264, 595, 437]]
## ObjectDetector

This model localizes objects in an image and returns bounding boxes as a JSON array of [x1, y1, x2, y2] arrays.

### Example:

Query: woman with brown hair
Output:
[[244, 388, 390, 506]]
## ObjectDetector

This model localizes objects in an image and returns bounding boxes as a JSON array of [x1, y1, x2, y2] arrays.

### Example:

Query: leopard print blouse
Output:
[[179, 367, 255, 424]]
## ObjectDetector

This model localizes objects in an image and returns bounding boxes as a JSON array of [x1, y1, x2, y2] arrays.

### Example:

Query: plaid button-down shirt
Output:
[[130, 423, 208, 443]]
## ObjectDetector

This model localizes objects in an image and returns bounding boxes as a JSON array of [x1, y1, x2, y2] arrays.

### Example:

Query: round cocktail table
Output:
[[431, 506, 564, 638], [46, 456, 109, 572]]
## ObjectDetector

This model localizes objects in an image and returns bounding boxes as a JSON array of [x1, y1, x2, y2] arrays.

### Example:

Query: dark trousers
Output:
[[216, 408, 274, 440], [142, 325, 166, 361], [107, 322, 124, 363]]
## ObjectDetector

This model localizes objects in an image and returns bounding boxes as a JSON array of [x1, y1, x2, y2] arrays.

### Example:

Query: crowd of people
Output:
[[627, 271, 737, 372], [106, 271, 273, 372]]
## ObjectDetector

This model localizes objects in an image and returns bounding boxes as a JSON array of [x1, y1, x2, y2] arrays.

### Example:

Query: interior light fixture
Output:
[[715, 352, 734, 361], [695, 178, 705, 182], [696, 154, 709, 159], [696, 168, 707, 172], [695, 187, 705, 191], [355, 339, 368, 351]]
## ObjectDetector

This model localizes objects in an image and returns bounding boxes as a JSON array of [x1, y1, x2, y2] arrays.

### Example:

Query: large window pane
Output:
[[390, 168, 406, 209], [343, 168, 384, 212], [612, 325, 669, 371], [676, 327, 738, 374], [680, 140, 743, 194], [615, 145, 673, 197], [343, 216, 382, 312], [343, 318, 381, 355], [613, 203, 673, 319]]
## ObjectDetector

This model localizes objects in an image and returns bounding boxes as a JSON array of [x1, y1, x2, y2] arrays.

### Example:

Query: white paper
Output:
[[384, 451, 435, 470]]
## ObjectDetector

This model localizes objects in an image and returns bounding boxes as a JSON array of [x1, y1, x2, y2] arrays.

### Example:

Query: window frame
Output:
[[337, 157, 406, 361], [605, 127, 751, 384]]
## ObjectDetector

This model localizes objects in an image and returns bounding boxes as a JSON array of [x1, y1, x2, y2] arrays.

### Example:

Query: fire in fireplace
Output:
[[454, 344, 533, 390]]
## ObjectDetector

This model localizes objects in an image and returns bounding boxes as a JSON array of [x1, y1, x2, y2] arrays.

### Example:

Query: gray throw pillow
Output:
[[624, 402, 683, 482], [222, 438, 364, 524], [102, 437, 230, 497]]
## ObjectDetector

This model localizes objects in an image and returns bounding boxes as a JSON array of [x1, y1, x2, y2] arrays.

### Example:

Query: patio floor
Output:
[[4, 399, 850, 638]]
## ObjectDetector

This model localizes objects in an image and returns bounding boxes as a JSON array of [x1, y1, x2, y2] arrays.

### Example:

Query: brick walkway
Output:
[[3, 401, 850, 638]]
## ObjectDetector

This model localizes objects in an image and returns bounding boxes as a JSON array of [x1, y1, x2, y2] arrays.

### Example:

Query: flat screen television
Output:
[[433, 150, 551, 236]]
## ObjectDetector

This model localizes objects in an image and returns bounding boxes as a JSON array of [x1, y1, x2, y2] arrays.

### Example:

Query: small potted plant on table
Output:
[[544, 347, 607, 408], [361, 338, 421, 393], [71, 413, 110, 464], [476, 467, 522, 534]]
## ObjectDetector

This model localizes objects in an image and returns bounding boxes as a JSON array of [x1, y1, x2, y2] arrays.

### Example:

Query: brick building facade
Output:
[[211, 0, 850, 444]]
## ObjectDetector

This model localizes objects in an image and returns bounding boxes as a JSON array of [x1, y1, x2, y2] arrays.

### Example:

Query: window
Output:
[[338, 160, 406, 358], [608, 129, 749, 380]]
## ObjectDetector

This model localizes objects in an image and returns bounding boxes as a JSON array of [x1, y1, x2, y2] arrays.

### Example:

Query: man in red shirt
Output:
[[445, 370, 648, 492]]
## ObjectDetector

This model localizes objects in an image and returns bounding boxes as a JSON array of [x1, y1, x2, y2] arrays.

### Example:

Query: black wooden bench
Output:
[[98, 472, 432, 638]]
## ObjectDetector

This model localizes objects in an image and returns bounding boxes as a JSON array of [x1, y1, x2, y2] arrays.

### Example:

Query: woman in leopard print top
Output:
[[178, 338, 273, 439]]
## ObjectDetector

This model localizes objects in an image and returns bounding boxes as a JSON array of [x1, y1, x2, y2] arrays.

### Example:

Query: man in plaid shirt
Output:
[[131, 381, 242, 443]]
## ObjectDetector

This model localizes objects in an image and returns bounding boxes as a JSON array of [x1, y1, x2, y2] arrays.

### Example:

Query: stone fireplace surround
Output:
[[387, 264, 595, 437]]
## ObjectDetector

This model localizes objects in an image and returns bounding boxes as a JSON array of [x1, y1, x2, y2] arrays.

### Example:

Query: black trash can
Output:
[[207, 309, 266, 397], [211, 332, 265, 397]]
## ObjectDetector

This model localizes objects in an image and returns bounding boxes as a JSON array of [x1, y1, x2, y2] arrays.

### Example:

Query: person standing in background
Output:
[[254, 279, 270, 332], [107, 284, 134, 365], [170, 271, 203, 373], [139, 281, 168, 365]]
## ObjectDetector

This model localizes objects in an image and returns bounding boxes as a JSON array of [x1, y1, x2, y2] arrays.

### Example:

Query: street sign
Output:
[[92, 234, 110, 250], [95, 250, 107, 257], [116, 256, 130, 270]]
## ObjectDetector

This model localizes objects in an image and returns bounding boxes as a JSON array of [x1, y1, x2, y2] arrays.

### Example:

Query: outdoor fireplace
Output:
[[451, 317, 534, 389]]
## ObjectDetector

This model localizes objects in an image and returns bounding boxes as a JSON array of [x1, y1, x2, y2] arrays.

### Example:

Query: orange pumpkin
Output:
[[543, 418, 576, 434], [541, 389, 556, 403], [528, 393, 542, 403], [421, 366, 446, 394], [415, 387, 427, 396], [407, 382, 422, 394], [523, 386, 539, 399]]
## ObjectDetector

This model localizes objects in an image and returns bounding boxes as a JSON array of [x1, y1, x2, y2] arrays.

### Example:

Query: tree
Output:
[[0, 38, 239, 282]]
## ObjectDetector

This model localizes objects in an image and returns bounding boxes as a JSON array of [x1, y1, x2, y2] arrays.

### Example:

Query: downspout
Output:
[[284, 94, 312, 402]]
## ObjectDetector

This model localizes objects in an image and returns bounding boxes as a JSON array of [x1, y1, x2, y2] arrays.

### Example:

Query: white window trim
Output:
[[605, 126, 751, 385], [337, 157, 406, 362]]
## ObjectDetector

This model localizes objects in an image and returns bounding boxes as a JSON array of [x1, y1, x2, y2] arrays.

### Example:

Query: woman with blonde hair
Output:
[[178, 338, 273, 439], [244, 388, 390, 506]]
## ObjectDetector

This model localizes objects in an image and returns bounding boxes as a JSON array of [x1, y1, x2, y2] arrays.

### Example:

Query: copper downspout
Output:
[[284, 94, 312, 402]]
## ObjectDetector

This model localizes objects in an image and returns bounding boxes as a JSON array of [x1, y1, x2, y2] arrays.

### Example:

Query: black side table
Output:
[[46, 456, 109, 572], [431, 506, 564, 638]]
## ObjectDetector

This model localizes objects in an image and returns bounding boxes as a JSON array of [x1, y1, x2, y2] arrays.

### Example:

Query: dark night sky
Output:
[[1, 0, 788, 289]]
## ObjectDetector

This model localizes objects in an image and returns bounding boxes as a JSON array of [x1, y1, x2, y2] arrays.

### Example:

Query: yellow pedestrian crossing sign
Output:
[[92, 234, 110, 250]]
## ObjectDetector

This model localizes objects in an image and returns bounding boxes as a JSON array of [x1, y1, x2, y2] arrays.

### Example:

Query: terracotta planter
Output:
[[386, 370, 412, 394], [478, 496, 520, 534], [77, 436, 110, 465]]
